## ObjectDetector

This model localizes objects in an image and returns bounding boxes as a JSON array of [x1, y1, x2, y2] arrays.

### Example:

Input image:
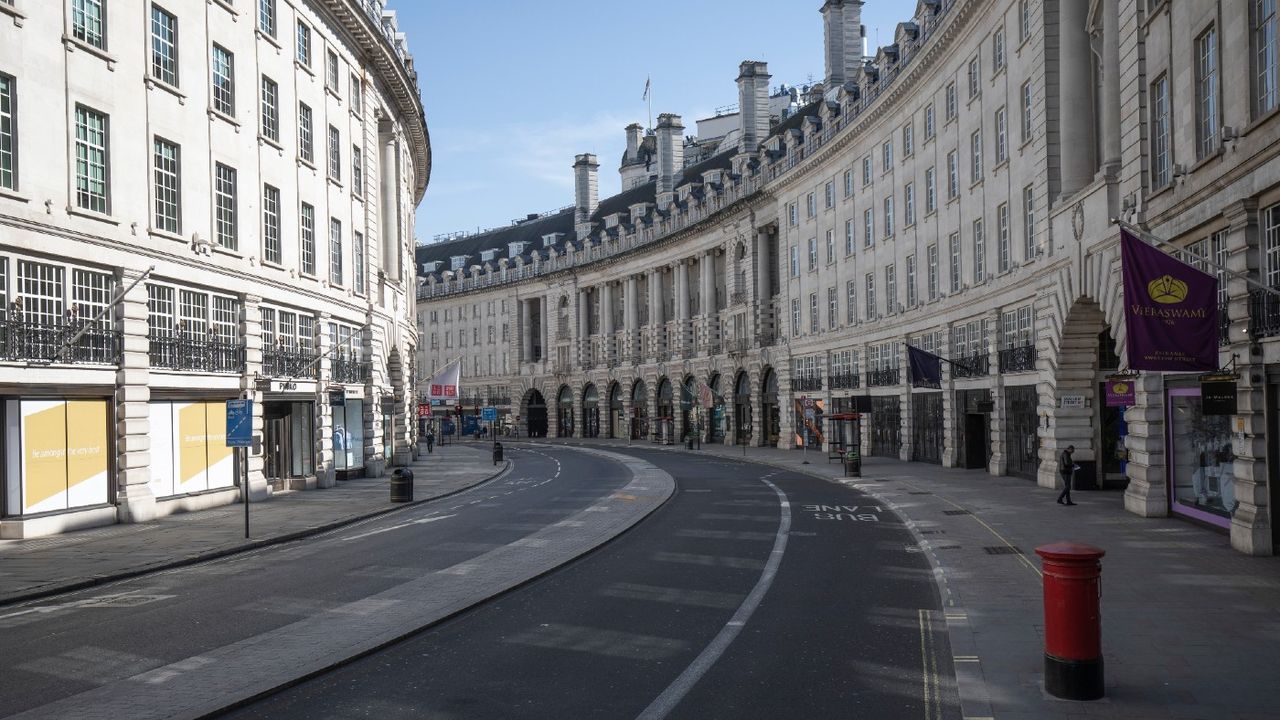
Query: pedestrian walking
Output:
[[426, 429, 435, 453], [1057, 444, 1077, 505]]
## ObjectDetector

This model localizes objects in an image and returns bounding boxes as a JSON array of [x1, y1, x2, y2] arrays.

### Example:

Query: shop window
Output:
[[3, 399, 110, 516]]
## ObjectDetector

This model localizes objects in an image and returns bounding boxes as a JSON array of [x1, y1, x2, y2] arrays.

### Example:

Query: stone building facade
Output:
[[0, 0, 429, 537], [417, 0, 1280, 555]]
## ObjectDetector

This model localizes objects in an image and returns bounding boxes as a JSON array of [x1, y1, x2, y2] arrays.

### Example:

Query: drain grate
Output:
[[918, 529, 946, 535], [908, 491, 933, 495], [943, 509, 970, 516], [935, 544, 962, 550], [983, 546, 1023, 555]]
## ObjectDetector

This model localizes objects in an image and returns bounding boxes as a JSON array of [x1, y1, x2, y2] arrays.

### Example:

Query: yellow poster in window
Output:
[[66, 400, 109, 508], [205, 401, 235, 489], [22, 400, 68, 513], [178, 402, 209, 493]]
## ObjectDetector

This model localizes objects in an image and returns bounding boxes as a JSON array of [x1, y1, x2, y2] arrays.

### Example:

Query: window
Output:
[[258, 0, 275, 37], [74, 105, 109, 213], [970, 129, 983, 182], [1257, 0, 1278, 116], [925, 167, 936, 213], [326, 49, 339, 92], [904, 183, 916, 225], [1150, 74, 1171, 188], [905, 255, 918, 308], [327, 125, 340, 181], [789, 246, 799, 276], [72, 0, 105, 50], [949, 232, 962, 294], [945, 82, 957, 121], [883, 196, 894, 237], [947, 150, 958, 199], [995, 107, 1008, 164], [788, 202, 798, 226], [827, 287, 838, 329], [301, 203, 316, 276], [262, 184, 280, 264], [1019, 0, 1031, 43], [1020, 81, 1033, 143], [260, 76, 279, 142], [214, 163, 236, 249], [973, 218, 986, 283], [1195, 26, 1219, 159], [885, 264, 897, 312], [153, 138, 180, 233], [807, 237, 818, 271], [824, 181, 834, 208], [791, 298, 801, 336], [846, 279, 858, 324], [1023, 185, 1037, 258], [1001, 306, 1034, 349], [329, 218, 343, 285], [212, 44, 235, 117], [924, 104, 935, 139], [354, 231, 365, 295], [806, 191, 816, 218], [1263, 203, 1280, 287], [968, 58, 981, 98], [862, 156, 872, 185], [0, 73, 13, 191], [993, 28, 1006, 72], [903, 124, 914, 156], [298, 102, 313, 163], [150, 5, 178, 87], [863, 208, 874, 247], [844, 219, 855, 255], [296, 20, 311, 66], [882, 140, 893, 170], [997, 203, 1011, 272], [809, 293, 819, 333], [927, 243, 939, 300], [865, 273, 876, 318], [352, 145, 363, 194], [843, 169, 854, 197], [825, 229, 835, 263], [350, 73, 362, 114]]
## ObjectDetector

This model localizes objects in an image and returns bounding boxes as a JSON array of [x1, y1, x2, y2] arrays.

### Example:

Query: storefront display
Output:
[[3, 398, 110, 516], [911, 392, 944, 464], [148, 401, 235, 499], [869, 396, 901, 458], [332, 399, 365, 475], [1005, 385, 1040, 479], [1167, 387, 1234, 528], [264, 401, 314, 482]]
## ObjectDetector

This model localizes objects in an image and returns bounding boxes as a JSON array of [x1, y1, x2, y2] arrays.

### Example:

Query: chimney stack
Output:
[[625, 123, 643, 160], [821, 1, 864, 90], [737, 61, 772, 155], [573, 153, 599, 240], [655, 113, 684, 208]]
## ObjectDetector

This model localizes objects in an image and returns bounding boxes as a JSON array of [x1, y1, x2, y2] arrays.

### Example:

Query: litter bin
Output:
[[844, 448, 862, 477], [390, 467, 413, 502], [492, 442, 503, 465]]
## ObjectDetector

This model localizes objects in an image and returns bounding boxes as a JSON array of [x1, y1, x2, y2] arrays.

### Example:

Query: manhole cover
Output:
[[983, 546, 1023, 555]]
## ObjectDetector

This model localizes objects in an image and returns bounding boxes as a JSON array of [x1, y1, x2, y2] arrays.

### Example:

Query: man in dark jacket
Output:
[[1057, 444, 1077, 505], [426, 429, 435, 453]]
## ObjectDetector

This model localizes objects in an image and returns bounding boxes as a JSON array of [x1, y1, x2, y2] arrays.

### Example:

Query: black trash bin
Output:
[[844, 449, 862, 478], [390, 467, 414, 502], [492, 442, 503, 465]]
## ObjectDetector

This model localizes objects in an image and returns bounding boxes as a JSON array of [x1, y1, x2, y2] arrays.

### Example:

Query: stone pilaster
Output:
[[899, 340, 913, 462], [1122, 372, 1166, 516], [941, 323, 958, 468], [241, 295, 270, 501], [316, 312, 336, 488], [987, 310, 1006, 475], [114, 268, 156, 524]]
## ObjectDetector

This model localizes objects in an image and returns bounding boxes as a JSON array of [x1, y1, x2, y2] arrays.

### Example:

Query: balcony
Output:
[[150, 333, 245, 373], [998, 345, 1037, 373], [790, 376, 822, 392], [1249, 290, 1280, 339], [331, 354, 371, 384], [1, 318, 121, 365], [730, 290, 747, 306], [951, 353, 989, 378], [726, 338, 749, 356], [262, 346, 320, 379], [828, 373, 861, 390], [866, 368, 901, 387], [556, 328, 570, 341]]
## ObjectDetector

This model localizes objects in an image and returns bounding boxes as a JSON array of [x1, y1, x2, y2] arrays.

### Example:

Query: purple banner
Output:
[[1121, 230, 1218, 371], [1105, 379, 1135, 407]]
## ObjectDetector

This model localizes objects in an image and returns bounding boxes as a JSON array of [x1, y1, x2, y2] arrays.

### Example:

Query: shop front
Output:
[[655, 378, 674, 443], [910, 392, 944, 464], [793, 398, 825, 450], [608, 383, 624, 439], [869, 396, 901, 458], [733, 372, 751, 445], [330, 388, 366, 480], [955, 389, 992, 470], [630, 380, 648, 440], [557, 386, 574, 438], [1004, 384, 1040, 480], [2, 397, 113, 533], [263, 399, 316, 490], [582, 384, 600, 438], [148, 399, 237, 499], [1166, 383, 1234, 530]]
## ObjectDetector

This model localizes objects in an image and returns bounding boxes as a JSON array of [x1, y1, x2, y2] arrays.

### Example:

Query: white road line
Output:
[[634, 476, 791, 720]]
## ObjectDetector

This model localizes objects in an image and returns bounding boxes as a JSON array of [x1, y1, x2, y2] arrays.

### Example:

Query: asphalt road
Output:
[[0, 445, 633, 718], [225, 446, 960, 720]]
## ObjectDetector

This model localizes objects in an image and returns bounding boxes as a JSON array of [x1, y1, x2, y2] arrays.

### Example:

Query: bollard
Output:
[[492, 442, 503, 465], [1035, 542, 1105, 701], [390, 467, 414, 502]]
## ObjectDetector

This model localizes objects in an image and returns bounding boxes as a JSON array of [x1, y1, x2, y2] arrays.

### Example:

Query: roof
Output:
[[415, 208, 575, 268]]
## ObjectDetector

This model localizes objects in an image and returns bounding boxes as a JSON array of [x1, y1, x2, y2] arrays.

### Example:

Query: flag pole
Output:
[[1112, 218, 1280, 301]]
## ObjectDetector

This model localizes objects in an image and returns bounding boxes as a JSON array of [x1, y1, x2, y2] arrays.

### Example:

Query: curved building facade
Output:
[[417, 0, 1280, 555], [0, 0, 429, 536]]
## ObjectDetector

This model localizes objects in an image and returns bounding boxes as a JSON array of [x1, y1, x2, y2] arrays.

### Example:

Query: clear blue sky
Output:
[[395, 1, 907, 245]]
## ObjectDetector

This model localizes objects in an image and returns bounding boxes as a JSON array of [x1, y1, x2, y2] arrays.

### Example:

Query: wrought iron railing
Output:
[[149, 333, 244, 373], [998, 345, 1037, 373], [790, 376, 822, 392], [867, 368, 901, 387], [726, 338, 749, 355], [951, 353, 989, 378], [1249, 290, 1280, 338], [1219, 308, 1231, 346], [331, 355, 371, 384], [0, 318, 121, 365], [730, 290, 747, 306], [262, 346, 319, 378], [828, 373, 861, 390]]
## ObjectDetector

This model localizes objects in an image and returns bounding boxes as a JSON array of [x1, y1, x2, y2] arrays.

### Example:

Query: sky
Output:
[[393, 1, 908, 246]]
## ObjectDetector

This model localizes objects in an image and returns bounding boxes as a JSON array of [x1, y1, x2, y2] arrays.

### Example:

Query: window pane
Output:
[[214, 163, 237, 249], [263, 184, 280, 264], [301, 203, 316, 275], [0, 73, 16, 190], [74, 106, 109, 213], [72, 0, 105, 49], [153, 138, 180, 233], [212, 45, 235, 116], [151, 5, 178, 87]]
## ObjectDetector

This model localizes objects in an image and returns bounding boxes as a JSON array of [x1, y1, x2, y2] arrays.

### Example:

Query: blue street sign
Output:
[[226, 399, 253, 448], [481, 406, 497, 422]]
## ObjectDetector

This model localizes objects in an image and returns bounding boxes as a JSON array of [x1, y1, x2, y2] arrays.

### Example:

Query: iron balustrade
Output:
[[790, 376, 823, 392], [1249, 290, 1280, 338], [331, 355, 371, 384], [149, 333, 245, 373], [951, 354, 990, 378], [730, 290, 747, 306], [0, 318, 121, 365], [726, 338, 749, 355], [867, 368, 901, 387], [1219, 308, 1231, 346], [828, 373, 861, 390], [998, 345, 1038, 373], [261, 346, 320, 378]]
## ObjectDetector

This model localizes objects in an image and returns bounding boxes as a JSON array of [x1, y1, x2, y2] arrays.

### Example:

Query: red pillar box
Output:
[[1035, 542, 1105, 701]]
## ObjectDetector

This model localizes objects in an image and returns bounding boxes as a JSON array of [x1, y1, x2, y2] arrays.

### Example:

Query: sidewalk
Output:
[[0, 444, 507, 606], [546, 438, 1280, 720]]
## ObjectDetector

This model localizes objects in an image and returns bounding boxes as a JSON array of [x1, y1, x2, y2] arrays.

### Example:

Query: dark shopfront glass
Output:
[[1167, 386, 1234, 529], [1004, 385, 1039, 479], [911, 392, 943, 464], [332, 399, 365, 474], [870, 396, 901, 458]]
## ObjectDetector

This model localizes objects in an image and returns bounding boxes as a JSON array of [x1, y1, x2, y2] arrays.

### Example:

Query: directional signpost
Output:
[[226, 399, 253, 539]]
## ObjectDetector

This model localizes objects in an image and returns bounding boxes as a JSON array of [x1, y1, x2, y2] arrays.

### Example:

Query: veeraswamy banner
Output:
[[1121, 230, 1218, 372], [427, 359, 461, 400]]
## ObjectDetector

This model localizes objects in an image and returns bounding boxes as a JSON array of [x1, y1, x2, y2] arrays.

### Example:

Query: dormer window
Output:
[[542, 232, 563, 248], [508, 241, 525, 256], [480, 249, 497, 262], [449, 255, 468, 271]]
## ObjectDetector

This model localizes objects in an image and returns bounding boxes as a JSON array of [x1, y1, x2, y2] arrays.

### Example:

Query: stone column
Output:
[[114, 268, 156, 523], [1100, 0, 1121, 170], [675, 260, 690, 356], [520, 299, 532, 363], [625, 275, 638, 360], [986, 311, 1005, 475], [242, 295, 270, 501], [540, 296, 549, 365], [899, 341, 913, 462], [1122, 373, 1167, 516], [602, 282, 615, 363], [650, 270, 665, 356], [1058, 0, 1095, 196], [316, 312, 336, 488], [941, 323, 958, 468], [755, 227, 773, 337], [578, 287, 590, 366]]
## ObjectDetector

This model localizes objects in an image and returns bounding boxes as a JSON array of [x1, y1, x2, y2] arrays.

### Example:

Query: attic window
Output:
[[480, 249, 497, 262], [450, 255, 468, 270], [508, 241, 525, 256], [542, 232, 563, 248]]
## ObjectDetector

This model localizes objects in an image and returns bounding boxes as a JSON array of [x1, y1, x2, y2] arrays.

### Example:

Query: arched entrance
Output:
[[761, 367, 779, 447], [608, 382, 623, 439], [707, 373, 725, 444], [656, 378, 673, 443], [525, 389, 548, 438], [631, 379, 649, 439], [681, 376, 696, 442], [582, 383, 600, 438], [734, 371, 752, 445], [557, 385, 574, 438]]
